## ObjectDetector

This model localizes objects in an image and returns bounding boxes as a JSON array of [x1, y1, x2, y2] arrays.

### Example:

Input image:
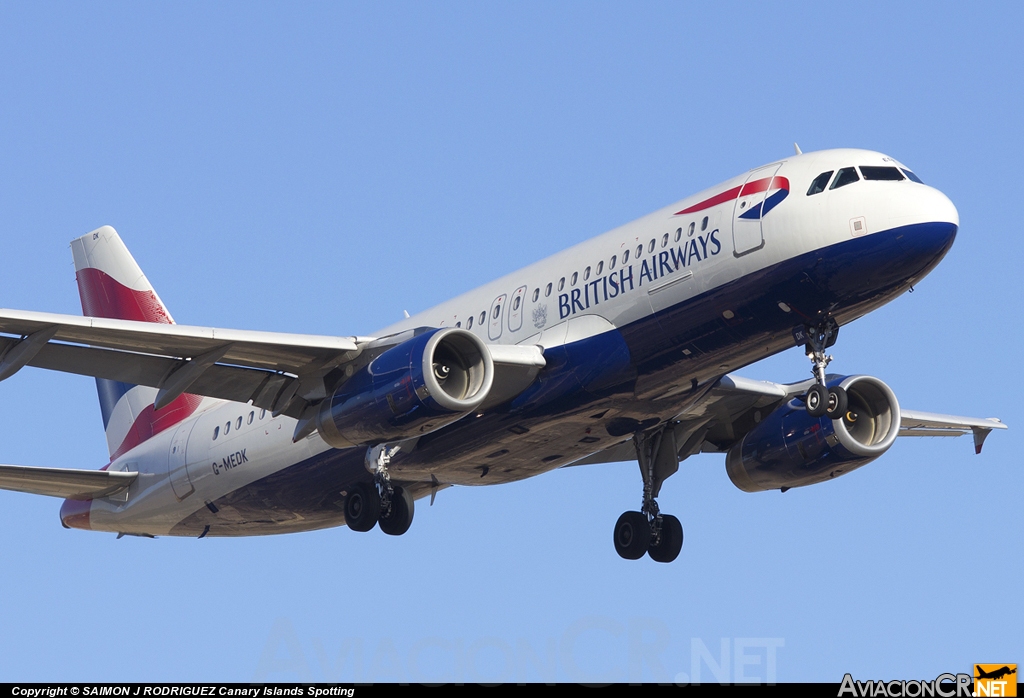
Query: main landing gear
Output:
[[614, 428, 684, 563], [800, 319, 848, 419], [344, 445, 415, 535]]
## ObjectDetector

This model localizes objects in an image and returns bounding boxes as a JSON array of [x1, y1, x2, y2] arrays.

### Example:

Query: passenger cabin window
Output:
[[545, 282, 552, 297], [609, 255, 617, 270], [213, 426, 219, 440], [648, 239, 655, 253], [260, 409, 266, 419], [687, 222, 695, 237], [479, 311, 486, 325], [674, 228, 682, 242], [236, 416, 242, 430], [456, 321, 462, 327], [513, 296, 521, 311], [860, 166, 905, 181], [830, 167, 860, 189], [492, 305, 501, 319], [583, 266, 590, 281], [532, 288, 539, 302], [701, 216, 708, 231], [901, 169, 924, 183], [635, 244, 642, 258], [596, 261, 603, 274], [248, 411, 254, 425], [571, 272, 578, 286], [806, 170, 834, 195], [661, 233, 669, 248], [558, 277, 565, 291], [622, 249, 630, 263], [225, 421, 231, 435], [467, 315, 474, 329]]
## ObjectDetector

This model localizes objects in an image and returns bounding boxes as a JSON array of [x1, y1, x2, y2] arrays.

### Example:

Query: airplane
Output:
[[975, 666, 1016, 681], [0, 147, 1007, 563]]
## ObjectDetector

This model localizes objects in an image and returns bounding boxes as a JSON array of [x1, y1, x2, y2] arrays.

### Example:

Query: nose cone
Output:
[[891, 184, 959, 229], [924, 186, 958, 228], [60, 498, 92, 530]]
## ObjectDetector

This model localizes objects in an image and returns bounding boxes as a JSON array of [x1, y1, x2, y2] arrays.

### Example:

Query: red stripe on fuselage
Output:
[[76, 267, 173, 324], [60, 498, 92, 530], [675, 176, 790, 215], [109, 393, 203, 461]]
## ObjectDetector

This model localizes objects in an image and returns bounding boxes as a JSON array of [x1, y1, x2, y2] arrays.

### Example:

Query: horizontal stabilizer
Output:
[[0, 464, 136, 500]]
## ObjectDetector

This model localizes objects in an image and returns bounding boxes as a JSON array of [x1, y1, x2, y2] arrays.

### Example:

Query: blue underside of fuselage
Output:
[[170, 221, 957, 536]]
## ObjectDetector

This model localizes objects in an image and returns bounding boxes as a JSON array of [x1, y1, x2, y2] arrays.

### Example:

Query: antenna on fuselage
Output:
[[794, 143, 803, 155]]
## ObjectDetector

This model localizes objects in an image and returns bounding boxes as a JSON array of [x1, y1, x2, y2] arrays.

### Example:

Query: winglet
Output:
[[973, 427, 992, 454], [794, 143, 803, 155]]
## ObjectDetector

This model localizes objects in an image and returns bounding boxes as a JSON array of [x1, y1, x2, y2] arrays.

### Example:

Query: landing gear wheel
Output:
[[345, 482, 380, 532], [614, 511, 651, 560], [825, 386, 848, 419], [378, 486, 414, 536], [647, 515, 683, 563], [805, 384, 829, 418]]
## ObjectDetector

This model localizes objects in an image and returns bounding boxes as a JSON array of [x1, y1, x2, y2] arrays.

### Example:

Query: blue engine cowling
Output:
[[315, 328, 494, 448], [726, 375, 901, 492]]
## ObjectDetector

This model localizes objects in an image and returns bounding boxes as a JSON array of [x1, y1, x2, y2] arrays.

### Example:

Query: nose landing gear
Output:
[[613, 427, 684, 563], [799, 320, 848, 419]]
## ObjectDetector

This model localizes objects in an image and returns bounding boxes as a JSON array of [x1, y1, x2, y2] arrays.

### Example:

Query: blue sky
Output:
[[0, 1, 1020, 683]]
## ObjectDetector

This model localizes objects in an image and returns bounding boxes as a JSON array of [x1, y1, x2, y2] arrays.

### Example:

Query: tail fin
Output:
[[71, 226, 202, 460]]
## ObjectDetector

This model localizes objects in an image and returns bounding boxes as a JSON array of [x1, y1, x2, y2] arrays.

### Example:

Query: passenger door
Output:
[[732, 164, 782, 257], [488, 294, 507, 341], [507, 286, 527, 333], [168, 420, 197, 501]]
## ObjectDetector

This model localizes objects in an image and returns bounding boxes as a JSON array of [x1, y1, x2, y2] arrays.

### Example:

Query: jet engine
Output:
[[316, 328, 494, 448], [726, 375, 901, 492]]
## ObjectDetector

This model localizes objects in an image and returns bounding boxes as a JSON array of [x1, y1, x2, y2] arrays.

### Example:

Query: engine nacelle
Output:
[[316, 328, 494, 448], [726, 375, 901, 492]]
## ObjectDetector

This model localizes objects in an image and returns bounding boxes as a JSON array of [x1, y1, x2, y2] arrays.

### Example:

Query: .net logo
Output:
[[974, 664, 1017, 697]]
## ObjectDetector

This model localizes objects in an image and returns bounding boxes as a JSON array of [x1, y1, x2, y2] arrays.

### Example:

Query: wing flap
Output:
[[0, 464, 136, 500]]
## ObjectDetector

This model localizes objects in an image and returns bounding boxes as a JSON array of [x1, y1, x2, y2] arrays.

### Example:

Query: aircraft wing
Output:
[[570, 373, 1007, 466], [0, 308, 545, 423], [0, 464, 136, 500]]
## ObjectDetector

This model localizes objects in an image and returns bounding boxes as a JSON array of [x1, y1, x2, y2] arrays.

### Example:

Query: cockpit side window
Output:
[[806, 171, 834, 196], [860, 166, 905, 181], [901, 169, 924, 183], [830, 167, 860, 190]]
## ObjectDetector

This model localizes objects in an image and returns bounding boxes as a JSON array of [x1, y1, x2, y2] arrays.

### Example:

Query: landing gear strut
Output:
[[345, 444, 415, 535], [613, 427, 684, 563], [800, 319, 847, 419]]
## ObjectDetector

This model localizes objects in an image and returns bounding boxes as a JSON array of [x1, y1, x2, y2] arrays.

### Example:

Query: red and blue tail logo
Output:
[[71, 227, 202, 460], [675, 175, 790, 219]]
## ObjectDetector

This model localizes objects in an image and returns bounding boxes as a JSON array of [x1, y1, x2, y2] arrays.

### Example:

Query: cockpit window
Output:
[[830, 167, 860, 190], [901, 168, 924, 184], [860, 166, 905, 181], [807, 171, 834, 196]]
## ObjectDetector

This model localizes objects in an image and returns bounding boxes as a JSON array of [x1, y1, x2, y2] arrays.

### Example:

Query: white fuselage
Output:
[[75, 148, 959, 536]]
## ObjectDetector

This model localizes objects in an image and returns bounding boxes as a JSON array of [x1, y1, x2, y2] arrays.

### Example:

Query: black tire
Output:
[[345, 482, 380, 532], [613, 511, 651, 560], [648, 514, 683, 563], [805, 384, 829, 418], [379, 486, 414, 536], [826, 386, 848, 419]]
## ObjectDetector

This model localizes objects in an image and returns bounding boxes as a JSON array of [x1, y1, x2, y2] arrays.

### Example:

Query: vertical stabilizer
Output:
[[71, 226, 202, 459]]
